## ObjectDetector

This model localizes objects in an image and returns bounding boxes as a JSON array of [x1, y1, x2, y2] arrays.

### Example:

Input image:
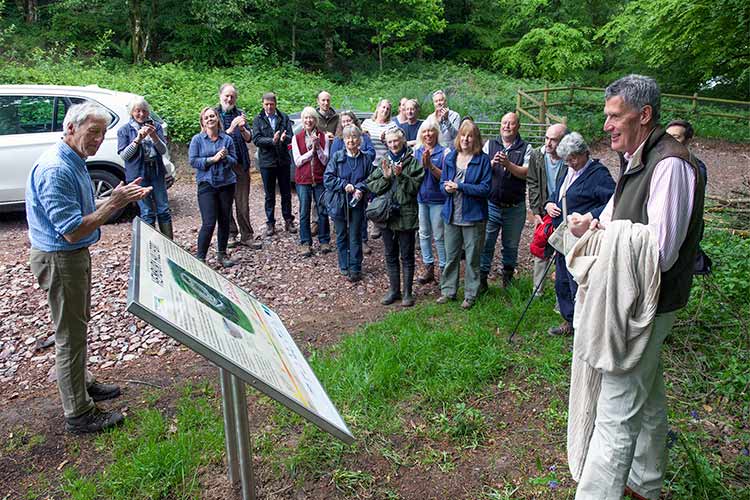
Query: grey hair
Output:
[[605, 74, 661, 123], [556, 131, 589, 160], [300, 106, 320, 128], [432, 89, 446, 100], [415, 116, 440, 148], [219, 83, 237, 96], [126, 95, 151, 115], [63, 102, 111, 135], [342, 124, 362, 139], [384, 126, 406, 145]]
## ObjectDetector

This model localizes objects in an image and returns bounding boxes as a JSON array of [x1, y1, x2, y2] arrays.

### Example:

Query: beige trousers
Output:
[[575, 311, 677, 500], [30, 247, 95, 419]]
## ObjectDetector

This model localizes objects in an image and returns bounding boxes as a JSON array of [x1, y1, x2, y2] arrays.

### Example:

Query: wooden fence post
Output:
[[540, 87, 548, 123], [516, 90, 522, 118], [692, 93, 698, 114]]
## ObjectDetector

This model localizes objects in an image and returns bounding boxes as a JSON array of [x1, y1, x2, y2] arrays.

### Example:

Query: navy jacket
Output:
[[324, 148, 376, 220], [548, 158, 615, 228], [116, 121, 167, 182], [252, 109, 293, 169], [440, 150, 492, 224]]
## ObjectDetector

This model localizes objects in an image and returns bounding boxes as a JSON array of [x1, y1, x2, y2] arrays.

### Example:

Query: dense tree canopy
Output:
[[1, 0, 747, 97]]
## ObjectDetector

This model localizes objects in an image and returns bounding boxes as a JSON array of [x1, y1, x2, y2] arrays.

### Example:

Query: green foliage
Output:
[[432, 402, 488, 447], [493, 23, 603, 81], [598, 0, 750, 98]]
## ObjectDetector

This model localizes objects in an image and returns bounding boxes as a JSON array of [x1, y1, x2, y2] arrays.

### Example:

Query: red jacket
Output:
[[530, 214, 555, 259]]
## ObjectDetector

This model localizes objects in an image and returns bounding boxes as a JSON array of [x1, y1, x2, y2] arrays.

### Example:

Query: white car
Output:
[[0, 84, 177, 220]]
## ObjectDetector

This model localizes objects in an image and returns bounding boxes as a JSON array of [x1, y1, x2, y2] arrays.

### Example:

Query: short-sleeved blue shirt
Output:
[[25, 141, 100, 252]]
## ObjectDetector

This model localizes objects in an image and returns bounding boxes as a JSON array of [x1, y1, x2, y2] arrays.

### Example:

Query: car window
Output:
[[53, 97, 86, 132], [0, 95, 55, 135]]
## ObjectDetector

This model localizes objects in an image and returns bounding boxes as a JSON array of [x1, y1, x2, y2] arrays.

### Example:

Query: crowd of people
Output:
[[25, 74, 708, 500]]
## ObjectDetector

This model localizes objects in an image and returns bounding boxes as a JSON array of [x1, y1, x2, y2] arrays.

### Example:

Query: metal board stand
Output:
[[220, 367, 256, 500]]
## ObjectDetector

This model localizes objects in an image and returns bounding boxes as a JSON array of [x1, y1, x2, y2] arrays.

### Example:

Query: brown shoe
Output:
[[319, 242, 332, 254], [311, 221, 319, 237], [285, 220, 297, 233], [238, 238, 262, 250], [461, 297, 475, 309], [436, 294, 456, 304], [417, 263, 434, 284], [624, 486, 649, 500], [299, 244, 312, 257], [548, 321, 573, 336]]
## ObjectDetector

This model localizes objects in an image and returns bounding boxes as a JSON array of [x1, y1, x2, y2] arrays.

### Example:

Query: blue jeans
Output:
[[418, 202, 446, 268], [138, 170, 171, 225], [480, 199, 526, 273], [555, 251, 578, 323], [333, 205, 364, 274], [296, 184, 330, 245]]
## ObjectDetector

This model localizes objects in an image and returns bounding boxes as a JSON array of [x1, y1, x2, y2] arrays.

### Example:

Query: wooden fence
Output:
[[516, 86, 750, 125]]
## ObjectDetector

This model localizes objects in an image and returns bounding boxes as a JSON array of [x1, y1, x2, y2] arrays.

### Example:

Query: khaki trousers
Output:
[[532, 256, 550, 295], [229, 165, 254, 242], [576, 311, 676, 500], [30, 247, 95, 419], [441, 222, 486, 301]]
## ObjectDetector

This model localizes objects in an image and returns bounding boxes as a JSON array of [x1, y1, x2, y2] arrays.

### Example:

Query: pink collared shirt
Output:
[[598, 144, 695, 272]]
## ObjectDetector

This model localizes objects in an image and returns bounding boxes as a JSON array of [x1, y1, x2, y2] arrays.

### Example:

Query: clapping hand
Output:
[[381, 158, 392, 178], [443, 180, 458, 193], [273, 130, 281, 144], [344, 183, 355, 194], [545, 202, 561, 218], [393, 162, 403, 177], [280, 130, 288, 142]]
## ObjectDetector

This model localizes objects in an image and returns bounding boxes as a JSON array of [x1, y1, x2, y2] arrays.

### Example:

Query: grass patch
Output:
[[60, 384, 224, 500]]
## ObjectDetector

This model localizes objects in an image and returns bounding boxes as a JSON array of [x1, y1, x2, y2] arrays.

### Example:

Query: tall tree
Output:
[[598, 0, 750, 97]]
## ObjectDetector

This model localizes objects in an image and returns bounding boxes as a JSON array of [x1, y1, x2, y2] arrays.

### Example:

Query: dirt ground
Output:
[[0, 136, 747, 499]]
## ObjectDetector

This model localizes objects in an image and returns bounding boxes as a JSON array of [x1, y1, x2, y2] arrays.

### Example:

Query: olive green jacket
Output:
[[366, 148, 425, 231]]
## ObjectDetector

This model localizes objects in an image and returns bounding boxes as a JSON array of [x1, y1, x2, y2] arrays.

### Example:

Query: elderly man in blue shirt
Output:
[[26, 102, 151, 434]]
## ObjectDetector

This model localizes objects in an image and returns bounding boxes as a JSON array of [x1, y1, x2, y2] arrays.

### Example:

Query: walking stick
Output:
[[508, 255, 556, 344], [345, 191, 351, 273]]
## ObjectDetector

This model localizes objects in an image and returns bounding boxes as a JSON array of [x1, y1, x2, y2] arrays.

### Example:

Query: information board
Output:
[[127, 218, 353, 444]]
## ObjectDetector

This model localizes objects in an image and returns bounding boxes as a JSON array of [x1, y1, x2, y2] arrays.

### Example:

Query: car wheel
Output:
[[89, 169, 125, 222]]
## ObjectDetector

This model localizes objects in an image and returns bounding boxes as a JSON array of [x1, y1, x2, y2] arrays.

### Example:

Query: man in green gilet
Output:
[[567, 75, 705, 500]]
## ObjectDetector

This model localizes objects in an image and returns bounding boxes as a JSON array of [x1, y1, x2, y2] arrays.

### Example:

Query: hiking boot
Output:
[[87, 382, 121, 402], [311, 221, 319, 237], [265, 223, 275, 237], [217, 252, 235, 268], [238, 238, 262, 250], [227, 237, 239, 248], [548, 321, 573, 336], [348, 272, 362, 283], [479, 271, 489, 294], [285, 220, 298, 233], [502, 265, 515, 288], [436, 294, 456, 304], [65, 406, 124, 435], [299, 244, 312, 258], [461, 297, 475, 310], [417, 263, 434, 284], [319, 243, 332, 254]]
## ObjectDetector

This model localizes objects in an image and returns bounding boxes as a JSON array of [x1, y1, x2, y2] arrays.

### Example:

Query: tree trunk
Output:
[[291, 23, 296, 65], [15, 0, 38, 23], [127, 0, 155, 64], [378, 39, 383, 72], [324, 35, 334, 71]]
